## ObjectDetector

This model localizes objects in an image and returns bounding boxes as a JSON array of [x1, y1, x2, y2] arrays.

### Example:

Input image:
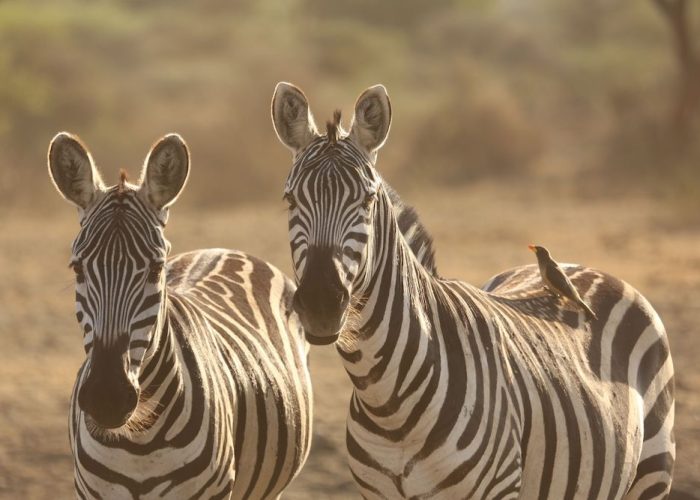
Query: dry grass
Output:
[[1, 179, 698, 497]]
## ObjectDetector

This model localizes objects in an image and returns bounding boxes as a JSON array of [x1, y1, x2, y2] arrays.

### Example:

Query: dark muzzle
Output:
[[293, 247, 350, 345], [78, 345, 139, 429]]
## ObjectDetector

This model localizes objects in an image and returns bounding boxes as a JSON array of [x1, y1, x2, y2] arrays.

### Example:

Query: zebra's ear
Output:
[[139, 134, 190, 210], [349, 85, 392, 154], [48, 132, 105, 210], [271, 82, 319, 154]]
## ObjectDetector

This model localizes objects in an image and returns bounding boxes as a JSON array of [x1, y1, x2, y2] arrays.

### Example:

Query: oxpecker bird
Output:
[[529, 244, 598, 321]]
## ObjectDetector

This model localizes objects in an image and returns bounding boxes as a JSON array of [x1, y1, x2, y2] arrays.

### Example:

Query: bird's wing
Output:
[[547, 264, 581, 301], [578, 300, 598, 321]]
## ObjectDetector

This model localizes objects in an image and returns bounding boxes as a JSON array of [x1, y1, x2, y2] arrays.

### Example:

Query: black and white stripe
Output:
[[50, 133, 312, 499], [272, 83, 675, 499]]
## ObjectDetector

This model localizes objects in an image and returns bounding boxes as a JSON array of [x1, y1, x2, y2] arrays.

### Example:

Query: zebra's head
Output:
[[48, 132, 189, 430], [272, 83, 391, 345]]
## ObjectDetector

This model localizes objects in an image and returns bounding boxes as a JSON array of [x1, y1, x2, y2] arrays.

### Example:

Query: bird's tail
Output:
[[578, 300, 598, 321]]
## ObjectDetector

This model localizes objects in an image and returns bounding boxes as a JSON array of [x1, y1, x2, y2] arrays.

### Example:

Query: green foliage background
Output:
[[0, 0, 697, 210]]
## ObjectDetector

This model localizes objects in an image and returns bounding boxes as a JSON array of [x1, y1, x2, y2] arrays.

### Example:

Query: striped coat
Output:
[[342, 205, 674, 498]]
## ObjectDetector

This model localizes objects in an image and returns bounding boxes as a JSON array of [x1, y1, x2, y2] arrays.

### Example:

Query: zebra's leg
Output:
[[623, 452, 673, 500], [623, 422, 674, 500], [624, 364, 675, 497]]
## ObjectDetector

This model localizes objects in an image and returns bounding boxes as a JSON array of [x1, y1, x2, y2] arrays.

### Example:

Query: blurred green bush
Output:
[[0, 0, 697, 211]]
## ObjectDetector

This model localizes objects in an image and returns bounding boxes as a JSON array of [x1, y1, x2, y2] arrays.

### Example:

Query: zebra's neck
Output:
[[338, 191, 438, 411], [124, 295, 188, 441]]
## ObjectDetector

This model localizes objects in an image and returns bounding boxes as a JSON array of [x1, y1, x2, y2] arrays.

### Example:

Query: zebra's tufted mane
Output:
[[117, 169, 129, 196], [325, 109, 342, 145], [383, 181, 438, 276]]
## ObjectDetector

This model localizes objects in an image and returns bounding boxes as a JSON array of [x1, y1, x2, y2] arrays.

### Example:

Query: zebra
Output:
[[48, 132, 312, 499], [271, 82, 675, 499]]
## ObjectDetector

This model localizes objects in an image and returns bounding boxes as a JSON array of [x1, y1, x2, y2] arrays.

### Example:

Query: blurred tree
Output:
[[652, 0, 700, 140], [299, 0, 457, 29]]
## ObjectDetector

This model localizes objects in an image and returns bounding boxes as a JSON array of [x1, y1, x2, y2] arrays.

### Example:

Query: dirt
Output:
[[1, 180, 698, 499]]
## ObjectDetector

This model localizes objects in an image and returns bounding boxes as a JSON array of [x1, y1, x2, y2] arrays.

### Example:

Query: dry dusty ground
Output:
[[0, 180, 698, 499]]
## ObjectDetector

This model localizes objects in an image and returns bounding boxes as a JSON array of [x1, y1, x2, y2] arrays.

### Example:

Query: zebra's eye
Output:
[[284, 192, 297, 210], [362, 193, 376, 210], [70, 261, 85, 282], [147, 262, 164, 283]]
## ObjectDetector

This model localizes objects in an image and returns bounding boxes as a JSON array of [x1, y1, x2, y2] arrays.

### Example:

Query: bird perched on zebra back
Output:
[[529, 244, 597, 321]]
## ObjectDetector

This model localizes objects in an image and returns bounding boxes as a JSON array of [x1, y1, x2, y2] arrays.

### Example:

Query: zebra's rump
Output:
[[474, 264, 675, 498], [480, 263, 671, 390]]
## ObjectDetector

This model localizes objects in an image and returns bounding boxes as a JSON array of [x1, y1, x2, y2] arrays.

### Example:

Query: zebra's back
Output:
[[167, 249, 313, 499]]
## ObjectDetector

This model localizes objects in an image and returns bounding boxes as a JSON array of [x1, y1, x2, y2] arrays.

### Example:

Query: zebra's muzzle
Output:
[[304, 330, 341, 346], [293, 291, 348, 344], [78, 354, 140, 429], [293, 247, 350, 344]]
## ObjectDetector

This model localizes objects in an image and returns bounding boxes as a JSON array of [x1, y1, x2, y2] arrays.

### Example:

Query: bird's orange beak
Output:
[[528, 244, 536, 252]]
